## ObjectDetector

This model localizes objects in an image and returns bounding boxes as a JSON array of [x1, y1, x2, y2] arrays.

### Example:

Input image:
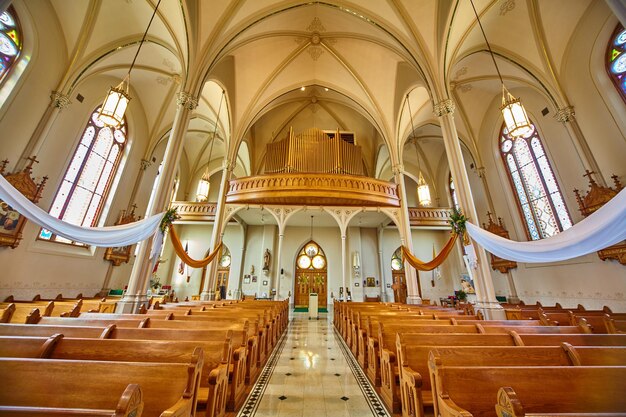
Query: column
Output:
[[274, 229, 285, 300], [201, 159, 234, 300], [341, 232, 347, 299], [17, 91, 71, 170], [234, 224, 247, 300], [392, 164, 421, 304], [555, 106, 607, 186], [376, 226, 384, 300], [116, 91, 197, 313], [434, 98, 503, 318]]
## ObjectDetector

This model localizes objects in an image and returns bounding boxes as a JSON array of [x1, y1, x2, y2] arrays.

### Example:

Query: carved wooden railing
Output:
[[170, 201, 217, 222], [407, 207, 452, 227], [226, 173, 399, 206]]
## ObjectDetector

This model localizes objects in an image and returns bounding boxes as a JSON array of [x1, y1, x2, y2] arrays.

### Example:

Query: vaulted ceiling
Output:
[[46, 0, 602, 184]]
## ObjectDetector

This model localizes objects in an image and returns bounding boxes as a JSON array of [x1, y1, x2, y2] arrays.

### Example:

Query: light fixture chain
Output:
[[405, 94, 421, 173], [206, 91, 226, 167], [469, 0, 504, 85], [128, 0, 164, 76]]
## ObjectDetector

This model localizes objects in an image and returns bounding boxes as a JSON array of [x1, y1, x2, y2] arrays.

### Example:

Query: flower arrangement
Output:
[[160, 208, 179, 233], [150, 276, 162, 290], [449, 207, 468, 235]]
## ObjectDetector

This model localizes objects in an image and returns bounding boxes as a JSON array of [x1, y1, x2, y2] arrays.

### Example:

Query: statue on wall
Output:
[[263, 248, 271, 271]]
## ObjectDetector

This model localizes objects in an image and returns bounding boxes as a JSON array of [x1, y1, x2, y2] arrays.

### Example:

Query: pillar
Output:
[[555, 106, 607, 186], [341, 232, 347, 299], [201, 160, 234, 300], [392, 164, 421, 304], [17, 92, 71, 171], [274, 229, 285, 300], [434, 98, 503, 318], [235, 224, 247, 300], [116, 91, 197, 313]]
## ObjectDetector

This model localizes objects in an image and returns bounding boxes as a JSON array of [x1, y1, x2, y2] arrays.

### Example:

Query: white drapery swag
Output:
[[0, 174, 164, 247], [466, 187, 626, 263]]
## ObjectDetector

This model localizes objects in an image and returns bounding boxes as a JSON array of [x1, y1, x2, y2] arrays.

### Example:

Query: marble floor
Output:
[[237, 312, 391, 417]]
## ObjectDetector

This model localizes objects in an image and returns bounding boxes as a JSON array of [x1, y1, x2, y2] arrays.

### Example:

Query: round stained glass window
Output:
[[305, 244, 318, 257], [312, 255, 326, 269], [501, 139, 513, 153], [219, 255, 231, 268], [391, 258, 403, 271], [297, 255, 311, 269], [612, 54, 626, 74], [616, 30, 626, 46]]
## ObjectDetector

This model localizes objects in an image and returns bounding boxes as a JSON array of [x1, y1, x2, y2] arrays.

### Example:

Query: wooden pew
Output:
[[428, 362, 626, 417], [513, 332, 626, 346], [398, 345, 572, 417], [0, 301, 53, 324], [0, 323, 112, 338], [606, 317, 626, 334], [0, 355, 202, 417], [0, 335, 231, 417], [0, 303, 14, 323]]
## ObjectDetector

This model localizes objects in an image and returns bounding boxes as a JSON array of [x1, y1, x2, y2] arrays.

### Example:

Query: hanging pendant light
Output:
[[405, 94, 431, 207], [196, 168, 210, 202], [194, 91, 225, 203], [97, 0, 163, 127], [469, 0, 532, 139]]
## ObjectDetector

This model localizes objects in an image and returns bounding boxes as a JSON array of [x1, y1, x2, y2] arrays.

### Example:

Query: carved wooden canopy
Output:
[[483, 212, 517, 273]]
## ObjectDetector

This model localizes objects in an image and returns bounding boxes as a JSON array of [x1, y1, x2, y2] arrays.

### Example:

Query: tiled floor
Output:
[[237, 312, 391, 417]]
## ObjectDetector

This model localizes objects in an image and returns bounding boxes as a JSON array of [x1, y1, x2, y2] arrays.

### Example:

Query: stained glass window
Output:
[[608, 24, 626, 102], [500, 122, 572, 240], [40, 108, 127, 244], [0, 7, 21, 83], [449, 174, 459, 209]]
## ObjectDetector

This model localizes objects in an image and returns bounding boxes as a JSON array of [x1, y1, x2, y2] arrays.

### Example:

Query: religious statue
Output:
[[263, 248, 271, 271]]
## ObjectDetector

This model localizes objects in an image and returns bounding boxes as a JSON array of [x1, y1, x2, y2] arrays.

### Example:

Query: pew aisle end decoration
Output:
[[466, 186, 626, 263], [401, 208, 466, 272]]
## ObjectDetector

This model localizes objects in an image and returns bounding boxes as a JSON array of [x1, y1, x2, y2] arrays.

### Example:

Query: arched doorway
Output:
[[294, 240, 327, 309], [390, 247, 407, 304]]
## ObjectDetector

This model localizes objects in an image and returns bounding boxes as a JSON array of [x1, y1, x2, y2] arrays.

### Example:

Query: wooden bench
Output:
[[0, 301, 53, 323], [0, 323, 112, 338], [428, 363, 626, 417], [0, 355, 202, 417], [0, 335, 231, 417], [399, 345, 572, 417], [513, 332, 626, 346]]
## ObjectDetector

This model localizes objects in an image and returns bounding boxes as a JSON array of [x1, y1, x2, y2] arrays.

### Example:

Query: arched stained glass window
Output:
[[0, 7, 22, 83], [607, 24, 626, 102], [40, 108, 127, 244], [500, 122, 572, 241]]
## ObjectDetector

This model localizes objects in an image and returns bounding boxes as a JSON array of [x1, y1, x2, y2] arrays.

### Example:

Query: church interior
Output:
[[0, 0, 626, 416]]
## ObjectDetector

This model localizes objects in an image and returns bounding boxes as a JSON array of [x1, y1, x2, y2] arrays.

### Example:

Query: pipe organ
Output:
[[265, 128, 364, 175]]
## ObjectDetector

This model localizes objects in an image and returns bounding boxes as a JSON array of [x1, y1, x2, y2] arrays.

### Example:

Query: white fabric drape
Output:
[[466, 187, 626, 263], [0, 174, 163, 247]]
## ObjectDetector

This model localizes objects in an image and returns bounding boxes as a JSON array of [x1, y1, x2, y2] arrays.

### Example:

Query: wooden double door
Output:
[[294, 240, 327, 309]]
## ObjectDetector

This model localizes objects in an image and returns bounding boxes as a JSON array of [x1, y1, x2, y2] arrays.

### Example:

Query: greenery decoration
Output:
[[160, 208, 179, 233], [449, 207, 468, 235], [457, 289, 467, 301]]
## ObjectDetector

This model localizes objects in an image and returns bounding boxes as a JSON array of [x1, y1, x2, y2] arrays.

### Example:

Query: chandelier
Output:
[[405, 93, 431, 207], [469, 0, 532, 139], [97, 0, 163, 127]]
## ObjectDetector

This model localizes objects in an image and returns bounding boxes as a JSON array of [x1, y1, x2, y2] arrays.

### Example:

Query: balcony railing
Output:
[[407, 207, 453, 227]]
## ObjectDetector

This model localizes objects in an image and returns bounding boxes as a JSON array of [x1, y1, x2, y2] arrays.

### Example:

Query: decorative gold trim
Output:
[[433, 99, 455, 117], [226, 173, 399, 207]]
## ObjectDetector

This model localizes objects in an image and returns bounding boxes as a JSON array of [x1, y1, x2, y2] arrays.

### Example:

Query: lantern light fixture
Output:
[[195, 91, 225, 202], [97, 0, 163, 127], [469, 0, 532, 139], [405, 93, 431, 207]]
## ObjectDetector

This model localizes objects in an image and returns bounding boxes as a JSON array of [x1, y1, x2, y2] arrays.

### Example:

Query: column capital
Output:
[[555, 106, 575, 123], [140, 158, 152, 171], [477, 166, 486, 178], [433, 99, 455, 117], [223, 158, 237, 173], [176, 91, 199, 110], [391, 163, 404, 175], [50, 91, 71, 109]]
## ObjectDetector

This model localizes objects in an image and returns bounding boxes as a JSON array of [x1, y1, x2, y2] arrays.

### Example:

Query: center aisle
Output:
[[237, 312, 391, 417]]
